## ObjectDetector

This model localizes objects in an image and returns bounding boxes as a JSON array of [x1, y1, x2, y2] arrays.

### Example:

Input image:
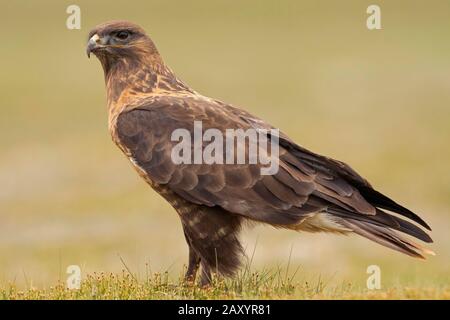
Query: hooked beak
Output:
[[86, 34, 105, 58]]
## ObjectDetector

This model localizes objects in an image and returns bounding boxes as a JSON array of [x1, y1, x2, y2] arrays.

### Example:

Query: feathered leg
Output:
[[183, 228, 201, 282], [199, 262, 212, 287], [185, 246, 201, 281], [180, 206, 244, 286]]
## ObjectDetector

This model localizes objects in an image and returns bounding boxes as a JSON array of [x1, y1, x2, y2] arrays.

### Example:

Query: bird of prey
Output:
[[87, 21, 433, 286]]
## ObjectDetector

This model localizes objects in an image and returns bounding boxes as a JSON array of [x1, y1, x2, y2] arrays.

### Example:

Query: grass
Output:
[[3, 250, 449, 300], [2, 269, 449, 300]]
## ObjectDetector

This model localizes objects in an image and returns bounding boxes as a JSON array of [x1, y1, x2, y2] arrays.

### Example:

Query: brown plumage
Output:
[[87, 20, 433, 286]]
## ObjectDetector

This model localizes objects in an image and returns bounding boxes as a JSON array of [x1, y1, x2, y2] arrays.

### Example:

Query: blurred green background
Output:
[[0, 0, 449, 290]]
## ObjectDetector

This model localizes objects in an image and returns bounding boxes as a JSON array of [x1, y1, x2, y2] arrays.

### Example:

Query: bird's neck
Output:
[[103, 55, 193, 111]]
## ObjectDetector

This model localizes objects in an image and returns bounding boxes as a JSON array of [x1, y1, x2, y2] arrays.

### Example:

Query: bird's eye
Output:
[[116, 31, 130, 40]]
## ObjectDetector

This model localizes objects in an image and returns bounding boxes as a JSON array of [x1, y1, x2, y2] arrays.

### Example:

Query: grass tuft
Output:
[[1, 268, 448, 300]]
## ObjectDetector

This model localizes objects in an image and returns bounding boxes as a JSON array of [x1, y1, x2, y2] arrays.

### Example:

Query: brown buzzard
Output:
[[87, 21, 433, 286]]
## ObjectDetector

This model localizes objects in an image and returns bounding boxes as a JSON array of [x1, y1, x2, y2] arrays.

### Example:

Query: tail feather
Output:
[[358, 186, 431, 231], [328, 207, 434, 258], [337, 218, 434, 259], [330, 207, 433, 243]]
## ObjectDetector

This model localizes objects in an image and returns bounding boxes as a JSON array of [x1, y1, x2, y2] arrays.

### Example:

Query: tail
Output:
[[329, 207, 434, 259]]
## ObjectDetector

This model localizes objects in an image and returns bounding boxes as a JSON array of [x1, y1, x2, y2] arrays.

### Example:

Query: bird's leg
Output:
[[199, 262, 212, 287], [183, 227, 201, 283], [181, 208, 244, 287], [185, 245, 201, 282]]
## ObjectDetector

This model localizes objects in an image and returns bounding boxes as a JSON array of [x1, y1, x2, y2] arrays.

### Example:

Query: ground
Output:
[[2, 269, 449, 300]]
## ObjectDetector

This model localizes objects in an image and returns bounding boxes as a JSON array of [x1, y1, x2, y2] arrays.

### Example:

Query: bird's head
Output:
[[87, 20, 162, 74]]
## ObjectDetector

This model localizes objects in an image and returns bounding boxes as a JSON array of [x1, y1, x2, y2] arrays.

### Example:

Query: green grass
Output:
[[2, 269, 449, 300]]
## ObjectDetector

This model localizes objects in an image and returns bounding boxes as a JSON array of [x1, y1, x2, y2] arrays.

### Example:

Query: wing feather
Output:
[[114, 95, 431, 249]]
